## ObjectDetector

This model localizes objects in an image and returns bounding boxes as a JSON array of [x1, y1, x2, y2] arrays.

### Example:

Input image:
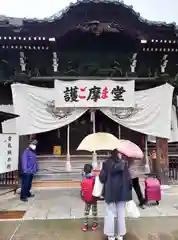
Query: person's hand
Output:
[[92, 169, 100, 176]]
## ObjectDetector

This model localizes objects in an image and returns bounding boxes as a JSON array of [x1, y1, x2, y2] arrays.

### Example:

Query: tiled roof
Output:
[[0, 0, 176, 27]]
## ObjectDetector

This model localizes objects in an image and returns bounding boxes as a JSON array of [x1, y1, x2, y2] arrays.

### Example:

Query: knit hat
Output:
[[29, 139, 38, 145]]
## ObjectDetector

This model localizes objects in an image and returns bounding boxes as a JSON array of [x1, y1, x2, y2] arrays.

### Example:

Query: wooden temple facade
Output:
[[0, 0, 178, 182]]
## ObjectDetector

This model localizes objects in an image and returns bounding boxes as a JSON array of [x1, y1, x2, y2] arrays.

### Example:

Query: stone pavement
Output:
[[0, 185, 178, 220], [1, 218, 178, 240], [1, 186, 178, 239]]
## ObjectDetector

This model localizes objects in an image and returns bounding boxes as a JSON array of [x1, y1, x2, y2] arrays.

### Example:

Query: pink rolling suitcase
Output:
[[145, 177, 161, 205]]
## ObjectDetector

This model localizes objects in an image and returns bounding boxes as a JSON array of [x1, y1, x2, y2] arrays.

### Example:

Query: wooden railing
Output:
[[147, 142, 178, 182], [169, 155, 178, 182], [0, 171, 19, 193]]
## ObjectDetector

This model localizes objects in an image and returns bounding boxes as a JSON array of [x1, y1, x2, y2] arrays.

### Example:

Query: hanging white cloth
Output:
[[148, 105, 178, 142], [101, 83, 174, 139], [11, 83, 87, 135]]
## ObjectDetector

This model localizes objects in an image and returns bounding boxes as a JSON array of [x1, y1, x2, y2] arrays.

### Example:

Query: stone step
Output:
[[35, 155, 145, 181], [37, 155, 143, 162], [32, 180, 80, 188], [37, 161, 144, 171], [37, 162, 144, 171], [37, 155, 109, 161], [34, 173, 82, 181]]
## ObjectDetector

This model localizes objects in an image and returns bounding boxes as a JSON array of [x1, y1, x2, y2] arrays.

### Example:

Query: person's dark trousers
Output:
[[27, 174, 34, 197], [20, 173, 33, 200], [132, 177, 145, 206]]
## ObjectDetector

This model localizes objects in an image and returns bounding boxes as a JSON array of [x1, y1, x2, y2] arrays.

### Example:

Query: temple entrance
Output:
[[34, 109, 144, 181], [36, 127, 68, 155], [69, 110, 120, 155], [36, 111, 91, 155], [36, 110, 143, 156]]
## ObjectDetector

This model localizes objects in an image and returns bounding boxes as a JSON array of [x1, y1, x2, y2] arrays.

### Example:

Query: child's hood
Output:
[[85, 173, 95, 179]]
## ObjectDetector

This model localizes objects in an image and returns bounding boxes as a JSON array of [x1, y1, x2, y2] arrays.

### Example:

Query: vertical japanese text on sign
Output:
[[7, 136, 12, 170]]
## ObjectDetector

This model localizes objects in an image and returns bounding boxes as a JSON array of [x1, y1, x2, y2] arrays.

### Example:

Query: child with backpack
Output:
[[81, 164, 98, 232]]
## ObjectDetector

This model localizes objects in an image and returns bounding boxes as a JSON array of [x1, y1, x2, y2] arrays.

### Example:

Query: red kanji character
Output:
[[79, 87, 87, 99], [101, 87, 108, 99]]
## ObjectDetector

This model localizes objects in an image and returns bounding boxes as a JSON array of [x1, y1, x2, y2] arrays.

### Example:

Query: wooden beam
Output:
[[1, 75, 170, 85], [156, 137, 169, 184], [30, 76, 165, 82]]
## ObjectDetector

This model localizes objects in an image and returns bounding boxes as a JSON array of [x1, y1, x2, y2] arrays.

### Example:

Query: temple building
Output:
[[0, 0, 178, 183]]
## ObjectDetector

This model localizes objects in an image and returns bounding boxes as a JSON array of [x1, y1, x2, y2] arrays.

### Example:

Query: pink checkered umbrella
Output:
[[117, 140, 144, 159]]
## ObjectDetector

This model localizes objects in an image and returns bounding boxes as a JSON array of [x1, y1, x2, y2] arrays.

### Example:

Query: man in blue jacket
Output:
[[20, 139, 38, 202]]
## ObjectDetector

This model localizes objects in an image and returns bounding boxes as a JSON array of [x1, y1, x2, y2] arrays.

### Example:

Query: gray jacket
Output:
[[129, 161, 140, 179]]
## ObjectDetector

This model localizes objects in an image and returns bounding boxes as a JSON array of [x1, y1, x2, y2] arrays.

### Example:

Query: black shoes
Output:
[[20, 194, 35, 201], [139, 204, 146, 209], [28, 194, 35, 198], [20, 198, 28, 202]]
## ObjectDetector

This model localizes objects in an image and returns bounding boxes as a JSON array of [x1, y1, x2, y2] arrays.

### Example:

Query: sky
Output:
[[0, 0, 177, 24]]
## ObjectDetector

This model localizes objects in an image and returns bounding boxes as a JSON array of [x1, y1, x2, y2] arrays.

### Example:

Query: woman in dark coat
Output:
[[99, 149, 132, 240]]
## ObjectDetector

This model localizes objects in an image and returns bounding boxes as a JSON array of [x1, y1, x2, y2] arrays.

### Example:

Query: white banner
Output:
[[0, 105, 17, 134], [55, 80, 135, 108], [0, 134, 19, 174], [11, 84, 87, 135], [2, 119, 17, 134], [148, 105, 178, 142], [101, 84, 174, 138], [11, 83, 174, 138]]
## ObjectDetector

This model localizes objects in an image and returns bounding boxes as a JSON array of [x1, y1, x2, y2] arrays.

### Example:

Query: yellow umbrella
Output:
[[77, 132, 120, 152]]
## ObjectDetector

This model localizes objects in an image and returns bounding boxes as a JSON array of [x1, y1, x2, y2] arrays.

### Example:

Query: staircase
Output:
[[34, 155, 145, 182], [35, 155, 106, 181]]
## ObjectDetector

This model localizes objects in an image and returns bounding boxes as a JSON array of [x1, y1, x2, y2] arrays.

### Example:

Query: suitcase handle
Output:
[[145, 173, 159, 180]]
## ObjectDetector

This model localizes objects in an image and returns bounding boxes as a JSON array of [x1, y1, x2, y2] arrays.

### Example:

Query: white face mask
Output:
[[29, 144, 36, 150]]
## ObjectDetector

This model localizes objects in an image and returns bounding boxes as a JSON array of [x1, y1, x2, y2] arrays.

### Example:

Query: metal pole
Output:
[[91, 110, 98, 169], [66, 124, 71, 172], [144, 135, 150, 173], [118, 124, 121, 139]]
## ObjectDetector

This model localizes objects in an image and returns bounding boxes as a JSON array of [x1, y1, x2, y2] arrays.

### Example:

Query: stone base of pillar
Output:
[[92, 152, 98, 169], [65, 160, 71, 172]]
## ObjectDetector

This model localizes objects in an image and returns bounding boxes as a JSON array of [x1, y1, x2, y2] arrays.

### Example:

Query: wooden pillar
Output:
[[156, 137, 169, 184], [118, 124, 121, 139], [66, 124, 71, 172], [144, 135, 150, 173], [91, 109, 97, 169], [18, 135, 29, 181]]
